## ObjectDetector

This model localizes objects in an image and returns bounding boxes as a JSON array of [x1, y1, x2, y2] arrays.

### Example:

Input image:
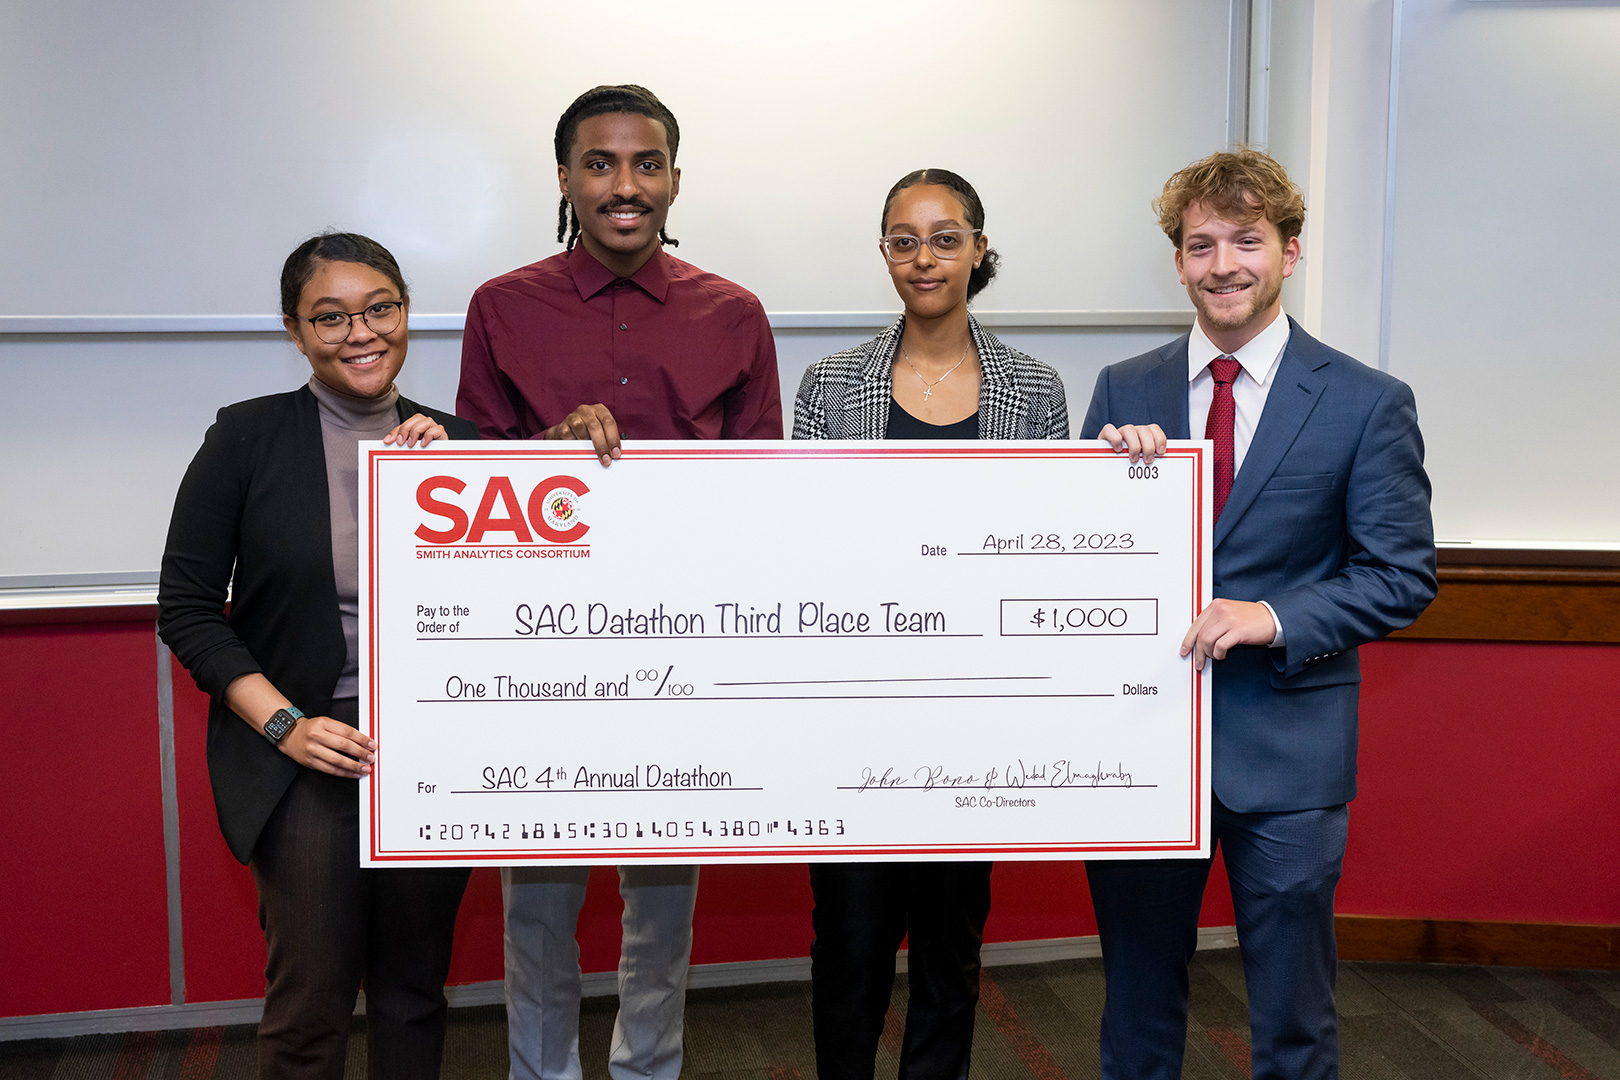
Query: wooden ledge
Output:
[[1437, 565, 1620, 586], [1393, 563, 1620, 643], [1337, 915, 1620, 970]]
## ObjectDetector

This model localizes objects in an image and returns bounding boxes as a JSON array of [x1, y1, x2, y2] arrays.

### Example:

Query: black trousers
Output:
[[810, 861, 993, 1080], [250, 699, 471, 1080]]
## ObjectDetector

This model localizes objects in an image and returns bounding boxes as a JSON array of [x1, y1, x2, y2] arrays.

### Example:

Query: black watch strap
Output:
[[263, 706, 306, 745]]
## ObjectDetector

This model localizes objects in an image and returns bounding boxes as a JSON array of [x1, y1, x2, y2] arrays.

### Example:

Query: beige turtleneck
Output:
[[308, 375, 400, 699]]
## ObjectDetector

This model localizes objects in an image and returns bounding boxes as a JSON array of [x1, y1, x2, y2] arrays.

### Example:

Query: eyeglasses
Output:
[[300, 301, 405, 344], [878, 229, 981, 264]]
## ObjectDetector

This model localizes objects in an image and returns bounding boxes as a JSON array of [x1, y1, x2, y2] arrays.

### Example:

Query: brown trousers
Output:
[[250, 699, 470, 1080]]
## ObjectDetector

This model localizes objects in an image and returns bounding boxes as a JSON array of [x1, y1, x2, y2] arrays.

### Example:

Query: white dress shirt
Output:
[[1187, 310, 1292, 645], [1186, 309, 1290, 474]]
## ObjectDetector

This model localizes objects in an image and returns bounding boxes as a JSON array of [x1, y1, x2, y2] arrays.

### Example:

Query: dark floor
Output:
[[5, 954, 1619, 1079]]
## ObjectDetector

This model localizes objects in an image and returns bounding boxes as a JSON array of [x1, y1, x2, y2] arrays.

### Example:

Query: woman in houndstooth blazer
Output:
[[792, 312, 1069, 440], [793, 170, 1067, 1079]]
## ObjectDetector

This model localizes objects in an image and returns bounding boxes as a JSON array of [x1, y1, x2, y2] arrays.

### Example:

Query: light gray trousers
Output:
[[501, 864, 700, 1080]]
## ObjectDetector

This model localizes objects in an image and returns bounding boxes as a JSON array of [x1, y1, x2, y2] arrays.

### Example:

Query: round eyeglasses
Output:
[[879, 229, 981, 264], [300, 300, 405, 344]]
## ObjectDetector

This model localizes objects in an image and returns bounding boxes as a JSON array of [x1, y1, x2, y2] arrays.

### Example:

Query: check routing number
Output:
[[359, 442, 1212, 867]]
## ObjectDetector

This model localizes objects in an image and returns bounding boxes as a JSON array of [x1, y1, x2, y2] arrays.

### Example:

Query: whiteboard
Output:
[[0, 0, 1233, 322], [0, 0, 1240, 582], [1386, 0, 1620, 543]]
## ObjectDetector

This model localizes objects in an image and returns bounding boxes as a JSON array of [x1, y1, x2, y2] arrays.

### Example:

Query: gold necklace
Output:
[[901, 342, 970, 400]]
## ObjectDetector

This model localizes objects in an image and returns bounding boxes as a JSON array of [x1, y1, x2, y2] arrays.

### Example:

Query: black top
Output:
[[885, 397, 980, 439]]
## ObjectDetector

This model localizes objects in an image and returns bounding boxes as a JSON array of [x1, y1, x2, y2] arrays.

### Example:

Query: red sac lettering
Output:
[[414, 476, 469, 543], [415, 474, 591, 545], [466, 477, 535, 544]]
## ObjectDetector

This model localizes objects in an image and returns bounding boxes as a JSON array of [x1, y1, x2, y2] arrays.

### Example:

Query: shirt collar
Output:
[[566, 241, 672, 304], [1187, 309, 1291, 388]]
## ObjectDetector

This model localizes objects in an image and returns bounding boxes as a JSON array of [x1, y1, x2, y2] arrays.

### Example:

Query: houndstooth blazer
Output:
[[792, 315, 1069, 440]]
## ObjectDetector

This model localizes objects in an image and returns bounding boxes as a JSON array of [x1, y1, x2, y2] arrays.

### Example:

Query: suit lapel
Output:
[[1148, 336, 1193, 439], [1214, 323, 1329, 548]]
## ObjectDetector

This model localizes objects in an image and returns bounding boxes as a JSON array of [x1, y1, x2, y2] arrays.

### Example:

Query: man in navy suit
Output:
[[1080, 148, 1436, 1080]]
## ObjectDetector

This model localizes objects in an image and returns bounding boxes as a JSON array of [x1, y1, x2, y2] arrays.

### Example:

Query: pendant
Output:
[[922, 387, 933, 400]]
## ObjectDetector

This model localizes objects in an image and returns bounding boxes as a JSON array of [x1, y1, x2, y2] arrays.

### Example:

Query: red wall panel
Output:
[[7, 624, 1616, 1018], [1344, 640, 1620, 923], [689, 865, 815, 965], [0, 622, 170, 1016], [171, 660, 267, 1002], [445, 867, 505, 985]]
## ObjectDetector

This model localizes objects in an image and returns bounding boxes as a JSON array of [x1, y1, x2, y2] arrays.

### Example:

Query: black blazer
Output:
[[158, 385, 477, 863]]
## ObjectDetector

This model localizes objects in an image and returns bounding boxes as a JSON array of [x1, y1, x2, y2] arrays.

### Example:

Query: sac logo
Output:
[[415, 475, 590, 545]]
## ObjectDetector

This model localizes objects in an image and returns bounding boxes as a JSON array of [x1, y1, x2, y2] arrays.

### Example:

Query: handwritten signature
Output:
[[855, 759, 1135, 791]]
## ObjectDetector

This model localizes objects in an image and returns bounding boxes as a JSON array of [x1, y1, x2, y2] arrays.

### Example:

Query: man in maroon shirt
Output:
[[457, 85, 782, 459], [456, 85, 782, 1080]]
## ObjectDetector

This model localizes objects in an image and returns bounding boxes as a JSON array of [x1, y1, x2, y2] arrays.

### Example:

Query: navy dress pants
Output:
[[1085, 799, 1349, 1080], [810, 861, 993, 1080]]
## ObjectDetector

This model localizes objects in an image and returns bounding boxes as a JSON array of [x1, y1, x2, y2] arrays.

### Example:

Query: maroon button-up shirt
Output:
[[456, 244, 783, 442]]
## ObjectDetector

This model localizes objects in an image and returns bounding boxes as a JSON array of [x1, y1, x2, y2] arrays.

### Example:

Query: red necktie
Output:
[[1205, 356, 1241, 523]]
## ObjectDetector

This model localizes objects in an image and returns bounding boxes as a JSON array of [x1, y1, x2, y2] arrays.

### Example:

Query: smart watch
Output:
[[263, 706, 306, 745]]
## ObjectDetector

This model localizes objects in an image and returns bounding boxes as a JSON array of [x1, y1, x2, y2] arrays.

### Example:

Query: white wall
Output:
[[0, 0, 1231, 321], [1256, 0, 1619, 546], [1, 0, 1239, 580], [7, 0, 1618, 582], [1383, 0, 1620, 543]]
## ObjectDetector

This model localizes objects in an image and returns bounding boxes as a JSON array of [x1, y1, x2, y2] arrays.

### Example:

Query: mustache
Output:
[[597, 198, 654, 213]]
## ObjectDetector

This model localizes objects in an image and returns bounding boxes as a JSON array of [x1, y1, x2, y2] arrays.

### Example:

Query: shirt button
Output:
[[619, 323, 628, 330], [620, 377, 628, 385]]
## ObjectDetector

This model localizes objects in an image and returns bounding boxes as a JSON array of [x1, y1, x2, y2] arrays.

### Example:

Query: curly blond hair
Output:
[[1155, 148, 1305, 248]]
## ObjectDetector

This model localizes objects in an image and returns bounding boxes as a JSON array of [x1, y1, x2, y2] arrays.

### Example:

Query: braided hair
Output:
[[554, 84, 681, 251]]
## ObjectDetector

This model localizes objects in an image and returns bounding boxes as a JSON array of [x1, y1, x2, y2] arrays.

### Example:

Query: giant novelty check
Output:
[[359, 442, 1211, 867]]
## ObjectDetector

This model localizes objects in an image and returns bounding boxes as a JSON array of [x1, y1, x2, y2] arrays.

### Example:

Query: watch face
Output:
[[265, 710, 298, 742]]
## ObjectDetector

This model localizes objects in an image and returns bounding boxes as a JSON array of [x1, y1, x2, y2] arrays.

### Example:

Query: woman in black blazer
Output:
[[159, 233, 476, 1080], [793, 171, 1068, 1080]]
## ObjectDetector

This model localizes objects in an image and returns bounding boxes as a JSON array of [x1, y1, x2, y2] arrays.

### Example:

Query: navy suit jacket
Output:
[[1081, 318, 1436, 813]]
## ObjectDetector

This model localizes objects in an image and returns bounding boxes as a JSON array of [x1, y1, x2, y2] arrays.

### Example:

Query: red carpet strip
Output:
[[1471, 1001, 1600, 1080], [179, 1026, 224, 1080], [880, 1003, 904, 1056], [977, 970, 1071, 1080], [111, 1028, 158, 1080], [1203, 1026, 1252, 1078]]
